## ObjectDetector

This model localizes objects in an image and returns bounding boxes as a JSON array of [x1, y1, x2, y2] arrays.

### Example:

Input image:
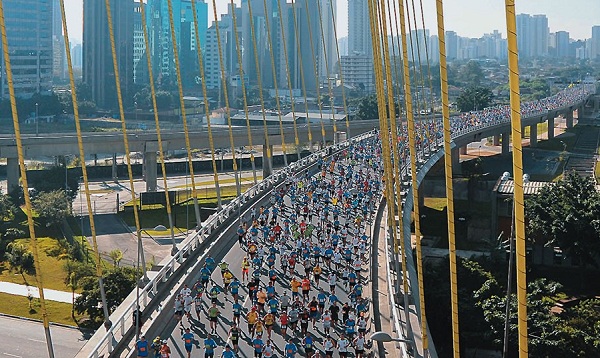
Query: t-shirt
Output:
[[136, 340, 149, 357], [284, 343, 298, 357], [204, 339, 216, 354], [182, 333, 194, 347]]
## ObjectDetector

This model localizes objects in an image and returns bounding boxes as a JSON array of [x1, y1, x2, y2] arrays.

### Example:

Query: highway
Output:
[[146, 138, 380, 358], [0, 316, 87, 358]]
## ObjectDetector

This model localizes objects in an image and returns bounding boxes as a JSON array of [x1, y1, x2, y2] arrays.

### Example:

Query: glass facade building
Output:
[[0, 0, 53, 98]]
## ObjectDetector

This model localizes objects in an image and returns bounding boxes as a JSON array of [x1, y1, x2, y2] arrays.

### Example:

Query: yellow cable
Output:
[[140, 0, 176, 244], [0, 2, 54, 354], [504, 1, 529, 356], [169, 0, 221, 211], [228, 0, 284, 172], [325, 0, 352, 137], [207, 0, 241, 197], [289, 0, 315, 146], [302, 0, 328, 145], [435, 1, 460, 356], [190, 0, 221, 212], [397, 0, 429, 353], [271, 0, 303, 155]]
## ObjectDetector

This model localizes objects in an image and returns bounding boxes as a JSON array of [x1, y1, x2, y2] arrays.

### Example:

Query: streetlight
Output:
[[370, 331, 413, 345], [35, 102, 39, 136]]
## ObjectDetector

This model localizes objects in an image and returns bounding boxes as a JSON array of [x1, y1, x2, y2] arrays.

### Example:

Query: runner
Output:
[[181, 328, 194, 358]]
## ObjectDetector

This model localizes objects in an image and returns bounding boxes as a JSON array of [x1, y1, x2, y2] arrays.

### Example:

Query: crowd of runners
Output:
[[137, 135, 383, 357]]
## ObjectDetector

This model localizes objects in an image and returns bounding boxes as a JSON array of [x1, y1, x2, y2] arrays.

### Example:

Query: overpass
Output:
[[75, 85, 597, 357]]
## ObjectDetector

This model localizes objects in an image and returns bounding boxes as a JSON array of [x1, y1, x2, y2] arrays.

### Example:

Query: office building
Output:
[[592, 26, 600, 59], [347, 0, 371, 56], [0, 0, 53, 99], [145, 0, 208, 87], [83, 0, 134, 110], [516, 13, 549, 58], [554, 31, 570, 58], [340, 55, 373, 93], [445, 31, 458, 60], [71, 43, 83, 70], [52, 0, 66, 80]]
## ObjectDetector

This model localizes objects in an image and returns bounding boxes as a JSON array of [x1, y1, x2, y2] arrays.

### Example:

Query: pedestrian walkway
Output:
[[0, 281, 77, 304]]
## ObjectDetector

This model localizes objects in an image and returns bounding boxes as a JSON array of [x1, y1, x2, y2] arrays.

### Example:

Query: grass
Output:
[[595, 161, 600, 183], [523, 122, 549, 137], [171, 175, 262, 189], [0, 237, 74, 292], [0, 292, 83, 326]]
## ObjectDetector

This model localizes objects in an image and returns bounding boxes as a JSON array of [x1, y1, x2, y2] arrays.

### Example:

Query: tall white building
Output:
[[347, 0, 371, 56], [554, 31, 570, 58], [516, 14, 549, 58], [317, 0, 337, 85], [591, 26, 600, 59], [445, 31, 458, 60]]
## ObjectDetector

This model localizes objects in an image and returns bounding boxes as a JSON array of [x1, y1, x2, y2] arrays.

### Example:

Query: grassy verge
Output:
[[0, 237, 72, 292], [595, 161, 600, 183], [0, 292, 83, 326], [523, 122, 549, 137]]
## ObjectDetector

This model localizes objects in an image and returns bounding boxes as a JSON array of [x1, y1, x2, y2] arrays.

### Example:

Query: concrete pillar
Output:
[[451, 148, 461, 175], [566, 110, 574, 128], [6, 157, 19, 193], [501, 132, 510, 155], [263, 144, 273, 178], [144, 142, 159, 192], [459, 146, 467, 155], [547, 117, 554, 140], [493, 135, 500, 146], [112, 153, 118, 182], [334, 131, 347, 144], [529, 124, 537, 147]]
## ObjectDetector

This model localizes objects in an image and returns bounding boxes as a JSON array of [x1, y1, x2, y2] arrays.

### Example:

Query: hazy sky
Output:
[[65, 0, 599, 44]]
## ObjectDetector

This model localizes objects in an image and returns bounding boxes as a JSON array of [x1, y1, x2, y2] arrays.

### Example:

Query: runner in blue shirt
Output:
[[135, 335, 149, 357], [182, 328, 194, 358], [252, 336, 264, 358], [222, 345, 235, 358], [204, 335, 217, 358], [205, 256, 216, 272], [230, 278, 240, 302], [284, 340, 298, 358]]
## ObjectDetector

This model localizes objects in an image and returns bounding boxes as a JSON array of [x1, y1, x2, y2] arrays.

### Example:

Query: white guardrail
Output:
[[88, 130, 378, 357]]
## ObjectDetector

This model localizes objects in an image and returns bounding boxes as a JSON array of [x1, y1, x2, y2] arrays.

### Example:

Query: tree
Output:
[[4, 242, 35, 275], [354, 95, 399, 121], [32, 190, 71, 227], [109, 249, 124, 267], [460, 60, 484, 87], [526, 171, 600, 267], [0, 194, 16, 222], [64, 261, 95, 315], [74, 267, 137, 326], [28, 166, 79, 200], [456, 86, 493, 112]]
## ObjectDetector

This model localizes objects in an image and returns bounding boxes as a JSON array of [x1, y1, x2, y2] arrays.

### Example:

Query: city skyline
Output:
[[65, 0, 600, 45]]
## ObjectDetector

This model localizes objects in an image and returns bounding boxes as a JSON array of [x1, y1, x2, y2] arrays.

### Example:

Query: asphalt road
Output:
[[0, 316, 88, 358], [151, 146, 378, 358]]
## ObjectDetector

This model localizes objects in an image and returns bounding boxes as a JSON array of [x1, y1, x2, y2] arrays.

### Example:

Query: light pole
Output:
[[370, 331, 414, 348], [35, 102, 39, 136]]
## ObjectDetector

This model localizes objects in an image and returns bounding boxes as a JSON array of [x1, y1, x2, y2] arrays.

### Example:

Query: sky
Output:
[[65, 0, 600, 44]]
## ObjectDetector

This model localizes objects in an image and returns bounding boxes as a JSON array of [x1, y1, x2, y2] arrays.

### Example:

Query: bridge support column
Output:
[[547, 117, 554, 140], [529, 124, 537, 147], [493, 135, 500, 146], [501, 132, 510, 155], [459, 146, 467, 155], [577, 105, 584, 119], [144, 142, 158, 192], [566, 110, 573, 129], [451, 148, 461, 175], [112, 153, 118, 182], [262, 144, 273, 178], [6, 157, 19, 193]]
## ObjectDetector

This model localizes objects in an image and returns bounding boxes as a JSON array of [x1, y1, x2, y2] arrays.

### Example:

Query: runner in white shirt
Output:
[[337, 335, 350, 357], [353, 333, 366, 358], [180, 284, 192, 297], [327, 273, 337, 293], [323, 336, 335, 358]]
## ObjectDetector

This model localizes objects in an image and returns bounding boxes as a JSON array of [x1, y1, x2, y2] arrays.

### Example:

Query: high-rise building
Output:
[[445, 31, 458, 60], [52, 0, 66, 80], [340, 55, 373, 92], [591, 26, 600, 59], [145, 0, 208, 87], [71, 43, 83, 70], [0, 0, 53, 99], [347, 0, 371, 56], [407, 29, 430, 63], [205, 6, 240, 92], [83, 0, 134, 110], [516, 14, 549, 58], [555, 31, 570, 58], [317, 0, 337, 85], [133, 2, 147, 85]]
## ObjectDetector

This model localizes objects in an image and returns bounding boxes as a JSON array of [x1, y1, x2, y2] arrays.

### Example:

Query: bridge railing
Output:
[[86, 129, 377, 358]]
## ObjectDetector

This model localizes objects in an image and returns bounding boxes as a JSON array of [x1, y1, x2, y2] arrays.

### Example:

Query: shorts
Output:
[[175, 310, 183, 317], [302, 289, 309, 296], [355, 349, 364, 355], [309, 311, 318, 319], [185, 345, 193, 352], [340, 352, 348, 357], [210, 317, 218, 322], [248, 323, 255, 331], [325, 351, 334, 357]]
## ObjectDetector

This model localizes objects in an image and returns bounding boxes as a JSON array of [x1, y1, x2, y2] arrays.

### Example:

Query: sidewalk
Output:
[[0, 281, 77, 304]]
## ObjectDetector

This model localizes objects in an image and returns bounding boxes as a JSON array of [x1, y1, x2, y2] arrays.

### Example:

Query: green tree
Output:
[[0, 194, 16, 222], [460, 61, 484, 87], [456, 86, 493, 112], [64, 260, 95, 314], [4, 242, 35, 275], [109, 249, 123, 267], [354, 95, 399, 120], [32, 190, 71, 227], [74, 267, 137, 326], [28, 166, 79, 200], [526, 171, 600, 267]]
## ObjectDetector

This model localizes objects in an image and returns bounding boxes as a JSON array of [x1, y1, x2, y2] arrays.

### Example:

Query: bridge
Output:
[[1, 0, 598, 357], [74, 86, 597, 357]]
